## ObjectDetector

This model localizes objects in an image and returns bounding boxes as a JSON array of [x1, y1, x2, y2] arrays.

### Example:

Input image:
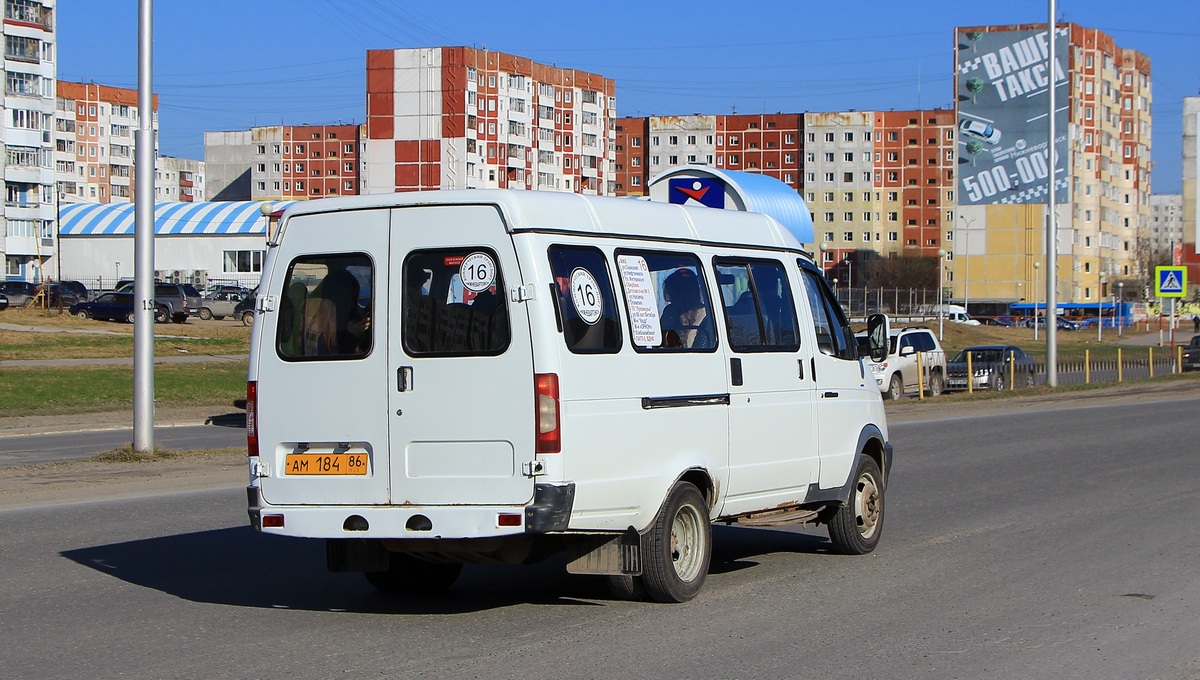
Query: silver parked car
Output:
[[198, 289, 247, 320]]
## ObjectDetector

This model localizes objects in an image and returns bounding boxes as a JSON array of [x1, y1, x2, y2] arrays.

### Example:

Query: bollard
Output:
[[1009, 350, 1016, 390], [1085, 349, 1091, 384], [917, 351, 926, 400], [1178, 345, 1183, 374], [1149, 347, 1154, 378], [1118, 348, 1123, 382], [967, 353, 973, 394]]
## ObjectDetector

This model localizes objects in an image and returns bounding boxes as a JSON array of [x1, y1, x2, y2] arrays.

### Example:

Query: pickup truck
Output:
[[1182, 335, 1200, 372]]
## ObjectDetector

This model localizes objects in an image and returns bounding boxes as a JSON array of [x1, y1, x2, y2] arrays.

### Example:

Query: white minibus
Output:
[[246, 190, 892, 602]]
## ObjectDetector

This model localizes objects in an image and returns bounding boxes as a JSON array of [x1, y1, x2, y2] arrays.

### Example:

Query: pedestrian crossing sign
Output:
[[1154, 266, 1187, 298]]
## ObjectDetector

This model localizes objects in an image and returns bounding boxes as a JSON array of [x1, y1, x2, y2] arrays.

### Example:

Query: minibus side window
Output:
[[401, 248, 510, 356], [799, 266, 857, 360], [714, 259, 800, 352], [548, 246, 622, 354], [277, 254, 373, 361], [615, 249, 717, 352]]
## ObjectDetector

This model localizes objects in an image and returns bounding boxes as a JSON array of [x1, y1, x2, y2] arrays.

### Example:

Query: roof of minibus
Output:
[[276, 190, 807, 253]]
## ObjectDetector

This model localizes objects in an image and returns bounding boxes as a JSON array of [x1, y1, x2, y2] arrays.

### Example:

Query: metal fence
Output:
[[833, 287, 940, 318]]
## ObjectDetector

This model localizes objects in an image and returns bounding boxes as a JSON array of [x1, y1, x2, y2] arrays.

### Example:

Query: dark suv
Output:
[[116, 281, 202, 323]]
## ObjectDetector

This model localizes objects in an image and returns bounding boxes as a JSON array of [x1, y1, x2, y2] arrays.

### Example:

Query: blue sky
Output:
[[57, 1, 1198, 193]]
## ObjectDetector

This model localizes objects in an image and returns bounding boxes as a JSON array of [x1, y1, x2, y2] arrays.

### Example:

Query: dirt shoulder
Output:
[[3, 378, 1199, 511]]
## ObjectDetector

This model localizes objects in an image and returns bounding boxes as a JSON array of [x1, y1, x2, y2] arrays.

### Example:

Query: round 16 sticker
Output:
[[569, 267, 603, 325], [460, 252, 496, 292]]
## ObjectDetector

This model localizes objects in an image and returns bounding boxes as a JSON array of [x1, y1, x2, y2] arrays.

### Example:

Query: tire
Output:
[[75, 310, 90, 319], [155, 308, 169, 324], [241, 311, 254, 326], [172, 313, 187, 324], [992, 373, 1006, 392], [641, 481, 711, 603], [885, 374, 903, 401], [827, 454, 885, 555], [605, 574, 647, 601], [1025, 371, 1035, 388], [198, 307, 213, 321], [927, 372, 944, 397], [125, 311, 136, 324], [364, 554, 463, 594]]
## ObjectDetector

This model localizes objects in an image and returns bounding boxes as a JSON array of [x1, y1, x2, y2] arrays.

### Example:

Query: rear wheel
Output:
[[927, 372, 944, 397], [364, 554, 463, 594], [75, 310, 90, 320], [885, 374, 903, 401], [155, 307, 169, 324], [198, 307, 213, 321], [1025, 371, 1035, 388], [993, 373, 1006, 392], [125, 311, 136, 324], [172, 313, 187, 324], [828, 454, 885, 555], [641, 481, 710, 603]]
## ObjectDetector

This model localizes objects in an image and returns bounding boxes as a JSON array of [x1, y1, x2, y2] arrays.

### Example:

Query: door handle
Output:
[[398, 366, 413, 392], [823, 391, 840, 398], [730, 358, 743, 386], [798, 359, 805, 380]]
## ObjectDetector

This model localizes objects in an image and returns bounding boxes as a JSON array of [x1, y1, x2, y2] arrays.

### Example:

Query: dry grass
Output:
[[88, 444, 243, 463], [0, 307, 250, 360]]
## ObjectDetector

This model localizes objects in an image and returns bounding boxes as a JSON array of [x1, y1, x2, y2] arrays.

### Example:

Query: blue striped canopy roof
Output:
[[59, 201, 298, 236]]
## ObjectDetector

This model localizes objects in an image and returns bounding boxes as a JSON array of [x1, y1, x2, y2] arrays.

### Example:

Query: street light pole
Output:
[[1118, 282, 1124, 336], [937, 248, 947, 340], [1033, 261, 1040, 342], [1098, 274, 1105, 342]]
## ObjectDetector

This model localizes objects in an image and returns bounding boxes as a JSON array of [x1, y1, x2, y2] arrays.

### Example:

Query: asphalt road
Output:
[[2, 398, 1198, 679], [0, 417, 247, 466]]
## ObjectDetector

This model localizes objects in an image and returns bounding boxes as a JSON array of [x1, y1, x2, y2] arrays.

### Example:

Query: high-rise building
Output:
[[364, 47, 615, 194], [1179, 97, 1199, 293], [155, 156, 205, 203], [953, 23, 1151, 307], [54, 81, 157, 205], [3, 0, 57, 282], [614, 117, 649, 196], [204, 124, 361, 201]]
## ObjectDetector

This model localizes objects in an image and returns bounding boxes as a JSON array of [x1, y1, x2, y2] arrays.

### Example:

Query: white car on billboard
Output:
[[960, 119, 1001, 146]]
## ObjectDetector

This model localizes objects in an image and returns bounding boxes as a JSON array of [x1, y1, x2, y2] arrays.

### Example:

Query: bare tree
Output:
[[862, 255, 937, 290]]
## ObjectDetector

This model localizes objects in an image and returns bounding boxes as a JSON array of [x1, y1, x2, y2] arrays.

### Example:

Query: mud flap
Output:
[[564, 527, 642, 576]]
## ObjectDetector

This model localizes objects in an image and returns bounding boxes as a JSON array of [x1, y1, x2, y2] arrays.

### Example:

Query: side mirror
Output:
[[866, 313, 889, 362]]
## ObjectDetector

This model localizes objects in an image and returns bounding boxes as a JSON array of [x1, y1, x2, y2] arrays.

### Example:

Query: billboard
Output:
[[956, 27, 1069, 205]]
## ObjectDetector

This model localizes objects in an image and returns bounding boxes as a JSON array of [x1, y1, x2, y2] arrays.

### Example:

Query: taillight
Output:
[[535, 373, 560, 453], [246, 381, 259, 457]]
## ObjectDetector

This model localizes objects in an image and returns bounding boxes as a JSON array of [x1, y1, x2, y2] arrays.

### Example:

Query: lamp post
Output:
[[115, 261, 120, 287], [1117, 282, 1124, 336], [1033, 261, 1040, 342], [1098, 273, 1106, 342], [937, 248, 947, 340]]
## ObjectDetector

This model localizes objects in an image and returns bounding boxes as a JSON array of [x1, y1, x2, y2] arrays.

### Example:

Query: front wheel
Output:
[[641, 481, 711, 603], [198, 307, 213, 321], [993, 373, 1006, 392], [241, 311, 254, 326], [1025, 371, 1035, 388], [125, 311, 136, 324], [364, 554, 463, 594], [827, 454, 885, 555], [885, 374, 903, 401], [75, 310, 90, 319]]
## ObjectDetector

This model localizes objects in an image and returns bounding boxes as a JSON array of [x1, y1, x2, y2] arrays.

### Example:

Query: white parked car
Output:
[[857, 326, 946, 400]]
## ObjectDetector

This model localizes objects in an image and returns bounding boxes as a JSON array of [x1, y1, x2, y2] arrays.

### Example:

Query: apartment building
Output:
[[155, 156, 204, 202], [804, 111, 875, 284], [54, 81, 156, 205], [3, 0, 56, 282], [204, 124, 361, 201], [1179, 97, 1199, 293], [614, 117, 649, 195], [364, 47, 615, 195], [954, 23, 1151, 306]]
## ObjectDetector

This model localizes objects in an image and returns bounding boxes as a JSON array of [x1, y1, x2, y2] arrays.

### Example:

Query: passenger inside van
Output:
[[660, 268, 714, 349]]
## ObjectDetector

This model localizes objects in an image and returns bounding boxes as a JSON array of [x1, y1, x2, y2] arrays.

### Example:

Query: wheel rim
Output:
[[853, 470, 882, 540], [889, 377, 901, 400], [670, 503, 705, 583]]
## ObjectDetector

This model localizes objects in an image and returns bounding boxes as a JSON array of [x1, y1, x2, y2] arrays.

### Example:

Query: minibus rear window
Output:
[[402, 248, 510, 356], [548, 246, 621, 354], [276, 254, 373, 360]]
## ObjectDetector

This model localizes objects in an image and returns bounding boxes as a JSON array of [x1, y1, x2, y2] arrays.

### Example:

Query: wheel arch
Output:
[[677, 467, 716, 511]]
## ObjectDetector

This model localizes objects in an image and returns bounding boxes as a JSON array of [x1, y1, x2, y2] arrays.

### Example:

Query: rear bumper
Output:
[[248, 482, 574, 539]]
